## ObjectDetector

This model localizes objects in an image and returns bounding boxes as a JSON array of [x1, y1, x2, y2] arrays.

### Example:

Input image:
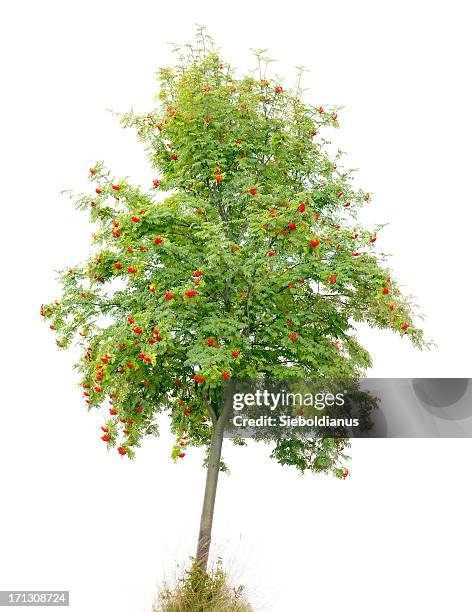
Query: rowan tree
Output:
[[41, 29, 426, 572]]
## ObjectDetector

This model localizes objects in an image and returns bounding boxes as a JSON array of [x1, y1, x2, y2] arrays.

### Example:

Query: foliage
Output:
[[41, 28, 426, 475]]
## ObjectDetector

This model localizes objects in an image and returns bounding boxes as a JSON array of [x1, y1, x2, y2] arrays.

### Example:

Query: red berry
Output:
[[109, 408, 117, 415], [178, 452, 186, 458], [127, 267, 137, 274], [193, 374, 205, 383], [128, 316, 135, 324], [342, 469, 349, 478], [370, 234, 377, 243], [170, 154, 177, 160], [117, 446, 127, 456], [382, 287, 389, 295], [288, 223, 296, 231], [154, 237, 163, 245], [101, 434, 110, 442], [390, 304, 395, 311], [114, 263, 122, 269], [165, 292, 174, 300], [215, 175, 223, 183], [249, 187, 257, 196], [185, 290, 197, 298], [153, 179, 160, 187], [193, 270, 203, 277], [131, 216, 141, 223], [274, 85, 283, 93], [232, 351, 239, 358], [89, 168, 96, 175], [402, 323, 410, 330], [133, 327, 142, 334], [95, 188, 102, 194], [267, 250, 276, 257], [112, 184, 121, 191], [310, 239, 319, 248], [101, 426, 109, 433], [298, 203, 306, 213], [137, 406, 143, 413], [289, 332, 298, 341]]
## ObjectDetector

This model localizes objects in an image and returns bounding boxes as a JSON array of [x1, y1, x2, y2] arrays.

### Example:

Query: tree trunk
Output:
[[195, 394, 231, 572]]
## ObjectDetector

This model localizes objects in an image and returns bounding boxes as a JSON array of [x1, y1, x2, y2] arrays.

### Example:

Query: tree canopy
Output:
[[41, 30, 425, 477]]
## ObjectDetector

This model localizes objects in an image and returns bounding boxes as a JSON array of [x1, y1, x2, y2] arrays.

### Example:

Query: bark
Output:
[[195, 394, 231, 572]]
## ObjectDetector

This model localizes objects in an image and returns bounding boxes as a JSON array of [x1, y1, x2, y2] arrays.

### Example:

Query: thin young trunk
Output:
[[195, 424, 224, 571], [195, 394, 231, 572]]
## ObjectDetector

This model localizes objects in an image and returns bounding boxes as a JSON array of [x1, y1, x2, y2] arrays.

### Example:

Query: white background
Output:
[[1, 1, 471, 610]]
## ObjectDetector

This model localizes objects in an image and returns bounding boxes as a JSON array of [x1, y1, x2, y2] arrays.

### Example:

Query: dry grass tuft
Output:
[[152, 559, 253, 612]]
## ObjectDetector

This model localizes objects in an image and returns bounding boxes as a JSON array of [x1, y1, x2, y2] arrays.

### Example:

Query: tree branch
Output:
[[202, 385, 218, 424]]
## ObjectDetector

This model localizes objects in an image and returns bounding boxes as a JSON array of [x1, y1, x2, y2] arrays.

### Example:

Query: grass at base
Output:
[[152, 558, 253, 612]]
